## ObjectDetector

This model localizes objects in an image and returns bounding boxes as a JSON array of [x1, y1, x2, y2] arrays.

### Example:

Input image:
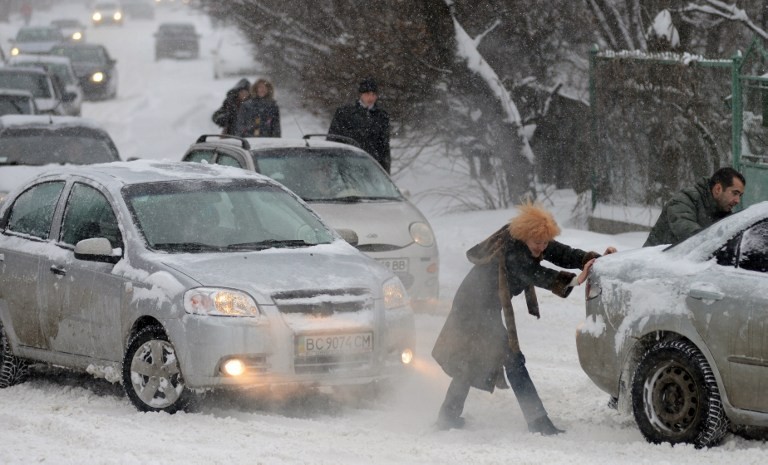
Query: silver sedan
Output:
[[0, 161, 414, 413], [577, 201, 768, 447]]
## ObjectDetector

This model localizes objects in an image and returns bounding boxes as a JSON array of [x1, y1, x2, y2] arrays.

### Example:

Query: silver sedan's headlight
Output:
[[410, 222, 435, 247], [382, 277, 408, 310], [183, 288, 261, 317]]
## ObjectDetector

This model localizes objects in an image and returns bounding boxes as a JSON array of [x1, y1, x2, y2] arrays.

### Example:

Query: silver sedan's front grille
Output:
[[271, 288, 372, 316]]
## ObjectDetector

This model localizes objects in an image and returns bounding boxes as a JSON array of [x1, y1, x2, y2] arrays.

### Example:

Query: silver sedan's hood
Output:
[[309, 200, 424, 247], [159, 243, 388, 303]]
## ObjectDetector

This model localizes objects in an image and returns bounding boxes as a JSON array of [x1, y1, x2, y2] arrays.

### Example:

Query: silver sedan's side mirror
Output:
[[74, 237, 121, 263]]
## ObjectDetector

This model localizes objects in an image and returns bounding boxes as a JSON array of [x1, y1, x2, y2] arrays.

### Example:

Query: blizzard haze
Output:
[[0, 2, 767, 465]]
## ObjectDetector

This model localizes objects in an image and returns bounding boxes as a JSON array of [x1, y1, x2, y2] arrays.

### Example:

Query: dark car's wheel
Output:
[[0, 322, 28, 388], [122, 325, 193, 413], [631, 339, 729, 448]]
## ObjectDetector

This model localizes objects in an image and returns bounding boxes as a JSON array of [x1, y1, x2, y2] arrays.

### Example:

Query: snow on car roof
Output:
[[0, 114, 105, 130], [49, 159, 271, 186], [205, 136, 367, 153], [8, 54, 73, 65], [0, 88, 34, 97]]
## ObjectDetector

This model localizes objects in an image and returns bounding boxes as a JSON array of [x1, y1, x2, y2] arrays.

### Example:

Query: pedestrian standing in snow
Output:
[[328, 78, 391, 173], [211, 78, 251, 136], [234, 78, 281, 138], [643, 167, 745, 247], [432, 202, 616, 434]]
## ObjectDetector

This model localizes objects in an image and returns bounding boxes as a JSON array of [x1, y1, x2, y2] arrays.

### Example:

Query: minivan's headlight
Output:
[[92, 12, 102, 21], [410, 222, 435, 247], [383, 277, 408, 310], [184, 288, 261, 317]]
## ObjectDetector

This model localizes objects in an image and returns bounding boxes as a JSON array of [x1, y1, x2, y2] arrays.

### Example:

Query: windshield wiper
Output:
[[152, 242, 224, 252], [307, 195, 397, 203], [226, 239, 313, 250]]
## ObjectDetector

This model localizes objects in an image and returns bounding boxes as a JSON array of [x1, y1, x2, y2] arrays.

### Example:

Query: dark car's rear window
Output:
[[0, 127, 119, 165]]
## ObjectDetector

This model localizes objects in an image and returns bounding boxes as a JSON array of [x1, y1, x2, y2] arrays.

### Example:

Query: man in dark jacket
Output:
[[432, 203, 615, 434], [644, 167, 745, 247], [328, 78, 391, 173], [211, 78, 250, 136]]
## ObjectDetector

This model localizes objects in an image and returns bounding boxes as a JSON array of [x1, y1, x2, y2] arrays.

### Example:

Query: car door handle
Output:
[[50, 265, 67, 276], [688, 287, 724, 301]]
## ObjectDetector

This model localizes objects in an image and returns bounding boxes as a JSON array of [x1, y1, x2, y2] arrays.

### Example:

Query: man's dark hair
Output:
[[709, 167, 746, 190]]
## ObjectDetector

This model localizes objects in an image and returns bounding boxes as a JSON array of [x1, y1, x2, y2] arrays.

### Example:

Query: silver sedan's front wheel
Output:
[[122, 325, 192, 413]]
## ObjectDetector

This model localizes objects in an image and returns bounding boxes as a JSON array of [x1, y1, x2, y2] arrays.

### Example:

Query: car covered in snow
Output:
[[7, 54, 84, 116], [154, 22, 200, 60], [0, 160, 415, 413], [0, 115, 120, 202], [577, 201, 768, 448], [49, 43, 118, 100], [8, 26, 64, 56], [50, 18, 87, 43], [0, 66, 71, 115], [182, 134, 440, 312], [91, 2, 124, 27]]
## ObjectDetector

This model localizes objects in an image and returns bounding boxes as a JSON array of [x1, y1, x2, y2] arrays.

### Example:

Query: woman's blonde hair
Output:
[[508, 201, 561, 242], [251, 79, 274, 99]]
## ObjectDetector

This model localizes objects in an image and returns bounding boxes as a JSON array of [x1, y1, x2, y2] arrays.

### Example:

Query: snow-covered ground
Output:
[[1, 3, 767, 464]]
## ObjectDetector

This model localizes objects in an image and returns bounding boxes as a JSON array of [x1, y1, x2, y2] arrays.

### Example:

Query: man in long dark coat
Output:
[[328, 78, 391, 173], [432, 203, 615, 434]]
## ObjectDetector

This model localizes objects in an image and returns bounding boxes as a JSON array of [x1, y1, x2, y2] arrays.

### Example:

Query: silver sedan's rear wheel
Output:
[[0, 322, 28, 388], [631, 339, 729, 448], [122, 325, 192, 413]]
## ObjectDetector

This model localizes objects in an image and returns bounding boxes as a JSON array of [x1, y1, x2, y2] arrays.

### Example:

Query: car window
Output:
[[6, 181, 65, 239], [0, 94, 34, 115], [0, 72, 53, 99], [0, 132, 118, 165], [254, 149, 401, 201], [217, 153, 243, 168], [17, 28, 61, 42], [185, 149, 215, 164], [51, 47, 106, 65], [738, 221, 768, 272], [60, 183, 121, 248]]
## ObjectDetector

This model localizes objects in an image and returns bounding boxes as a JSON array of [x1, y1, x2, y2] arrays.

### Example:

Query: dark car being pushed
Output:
[[154, 22, 200, 60], [49, 43, 118, 100]]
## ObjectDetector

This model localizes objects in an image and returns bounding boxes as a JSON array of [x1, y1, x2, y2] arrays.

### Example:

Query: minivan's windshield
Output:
[[123, 180, 335, 252], [254, 149, 402, 202]]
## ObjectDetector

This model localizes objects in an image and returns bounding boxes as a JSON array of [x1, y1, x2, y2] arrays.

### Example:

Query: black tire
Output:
[[0, 322, 28, 388], [122, 325, 193, 413], [631, 339, 729, 448]]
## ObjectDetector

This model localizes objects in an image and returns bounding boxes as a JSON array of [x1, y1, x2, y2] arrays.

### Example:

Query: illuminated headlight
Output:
[[72, 32, 82, 40], [91, 72, 105, 83], [410, 222, 435, 247], [114, 12, 123, 20], [92, 12, 102, 21], [401, 349, 414, 365], [222, 359, 245, 376], [382, 277, 407, 310], [10, 47, 19, 56], [183, 288, 261, 317]]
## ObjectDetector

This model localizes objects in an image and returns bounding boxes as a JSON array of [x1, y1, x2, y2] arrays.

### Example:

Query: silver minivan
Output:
[[0, 161, 415, 413]]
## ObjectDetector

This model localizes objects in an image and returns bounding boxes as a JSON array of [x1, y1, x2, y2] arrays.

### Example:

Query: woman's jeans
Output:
[[438, 351, 547, 424]]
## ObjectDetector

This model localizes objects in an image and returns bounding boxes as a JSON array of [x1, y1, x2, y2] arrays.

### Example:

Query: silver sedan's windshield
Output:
[[123, 179, 335, 252], [254, 149, 402, 202]]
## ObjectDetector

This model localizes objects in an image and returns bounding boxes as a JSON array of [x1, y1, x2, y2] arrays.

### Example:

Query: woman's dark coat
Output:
[[234, 96, 281, 138], [211, 78, 250, 135], [432, 225, 598, 393]]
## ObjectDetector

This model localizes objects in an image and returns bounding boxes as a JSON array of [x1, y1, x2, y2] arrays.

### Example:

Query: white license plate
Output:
[[296, 332, 373, 357], [376, 258, 409, 273]]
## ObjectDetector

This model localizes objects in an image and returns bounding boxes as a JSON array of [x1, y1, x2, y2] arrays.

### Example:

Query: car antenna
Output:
[[293, 117, 310, 147]]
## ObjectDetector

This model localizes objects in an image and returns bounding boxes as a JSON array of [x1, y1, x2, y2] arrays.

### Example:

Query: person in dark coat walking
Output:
[[432, 202, 616, 434], [643, 167, 745, 247], [211, 78, 251, 136], [328, 78, 391, 173], [234, 79, 281, 138]]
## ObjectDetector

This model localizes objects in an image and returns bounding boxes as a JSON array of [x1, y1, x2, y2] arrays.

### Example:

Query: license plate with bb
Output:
[[296, 332, 373, 357], [376, 258, 409, 273]]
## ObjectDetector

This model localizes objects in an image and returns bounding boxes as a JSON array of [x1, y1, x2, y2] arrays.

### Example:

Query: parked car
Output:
[[0, 89, 37, 115], [154, 22, 200, 60], [121, 0, 155, 19], [50, 18, 86, 43], [8, 26, 64, 56], [91, 2, 124, 27], [0, 66, 72, 115], [49, 43, 118, 100], [182, 135, 440, 311], [7, 54, 83, 116], [0, 160, 415, 413], [577, 201, 768, 448]]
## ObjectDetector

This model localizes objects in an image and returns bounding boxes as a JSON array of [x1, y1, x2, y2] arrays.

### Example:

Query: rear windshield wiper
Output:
[[226, 239, 313, 250]]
